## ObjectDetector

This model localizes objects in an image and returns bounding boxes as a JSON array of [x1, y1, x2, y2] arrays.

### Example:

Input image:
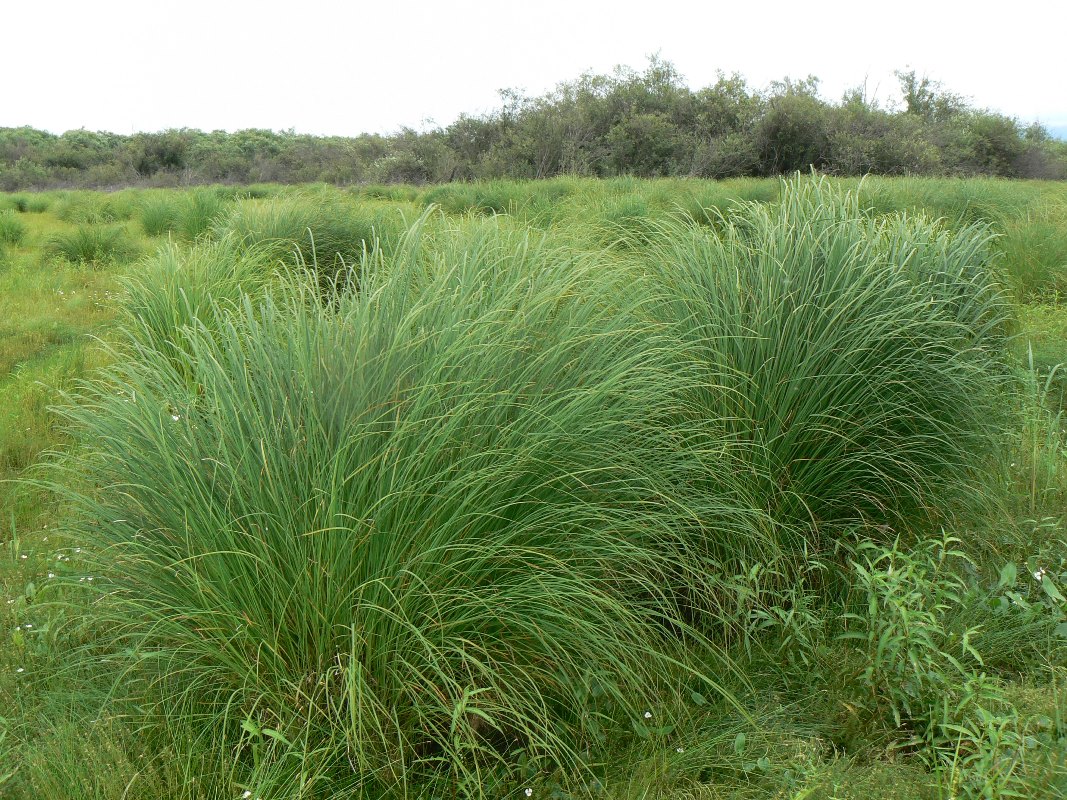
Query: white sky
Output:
[[5, 0, 1066, 136]]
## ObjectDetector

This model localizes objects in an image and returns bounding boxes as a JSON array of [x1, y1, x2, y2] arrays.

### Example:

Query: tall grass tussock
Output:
[[56, 219, 724, 795], [45, 224, 140, 265], [644, 178, 1010, 579], [215, 194, 407, 295], [0, 209, 27, 246]]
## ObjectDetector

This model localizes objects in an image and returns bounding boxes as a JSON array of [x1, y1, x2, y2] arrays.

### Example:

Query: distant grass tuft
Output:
[[54, 192, 135, 225], [121, 236, 279, 379], [216, 194, 406, 295], [0, 210, 27, 246], [46, 225, 140, 265]]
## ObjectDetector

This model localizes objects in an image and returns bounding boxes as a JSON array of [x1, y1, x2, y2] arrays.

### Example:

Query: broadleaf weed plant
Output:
[[840, 533, 1037, 797]]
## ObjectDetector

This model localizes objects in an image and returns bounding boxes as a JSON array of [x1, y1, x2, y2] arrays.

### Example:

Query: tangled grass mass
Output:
[[1, 175, 1066, 798]]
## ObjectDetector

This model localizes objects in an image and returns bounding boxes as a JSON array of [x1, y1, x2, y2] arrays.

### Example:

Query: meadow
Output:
[[0, 174, 1066, 799]]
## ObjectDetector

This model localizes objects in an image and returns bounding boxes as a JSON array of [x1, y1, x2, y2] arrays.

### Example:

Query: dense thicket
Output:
[[3, 59, 1064, 190]]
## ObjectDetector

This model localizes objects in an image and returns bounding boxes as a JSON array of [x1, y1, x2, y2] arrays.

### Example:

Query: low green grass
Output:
[[1, 176, 1066, 799]]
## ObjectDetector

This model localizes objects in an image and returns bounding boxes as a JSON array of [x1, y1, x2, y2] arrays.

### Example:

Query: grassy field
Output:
[[0, 176, 1066, 799]]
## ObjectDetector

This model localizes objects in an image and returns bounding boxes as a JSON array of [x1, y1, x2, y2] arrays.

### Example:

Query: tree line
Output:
[[3, 58, 1065, 190]]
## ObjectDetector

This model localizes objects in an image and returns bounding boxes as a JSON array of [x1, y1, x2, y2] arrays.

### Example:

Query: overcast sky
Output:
[[5, 0, 1065, 136]]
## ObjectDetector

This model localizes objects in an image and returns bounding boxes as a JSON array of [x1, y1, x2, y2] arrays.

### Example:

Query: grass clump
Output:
[[46, 224, 140, 265], [649, 176, 1010, 573], [4, 194, 50, 213], [137, 193, 182, 236], [120, 236, 280, 380], [216, 194, 405, 295], [177, 188, 227, 239], [137, 189, 229, 239], [54, 222, 719, 796], [53, 192, 135, 225], [999, 205, 1067, 302], [0, 210, 27, 246]]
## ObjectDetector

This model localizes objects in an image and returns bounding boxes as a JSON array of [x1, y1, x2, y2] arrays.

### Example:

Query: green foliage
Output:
[[841, 535, 984, 731], [2, 178, 1066, 799], [840, 534, 1050, 798], [755, 80, 831, 174], [4, 59, 1065, 190]]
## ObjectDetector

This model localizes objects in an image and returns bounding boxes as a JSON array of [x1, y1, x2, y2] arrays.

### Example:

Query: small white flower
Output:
[[242, 792, 252, 799], [676, 746, 685, 753], [23, 623, 32, 629], [643, 710, 653, 719], [16, 668, 24, 673], [48, 573, 55, 578], [20, 554, 27, 560], [1034, 567, 1047, 580], [171, 414, 180, 421], [524, 789, 533, 798]]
